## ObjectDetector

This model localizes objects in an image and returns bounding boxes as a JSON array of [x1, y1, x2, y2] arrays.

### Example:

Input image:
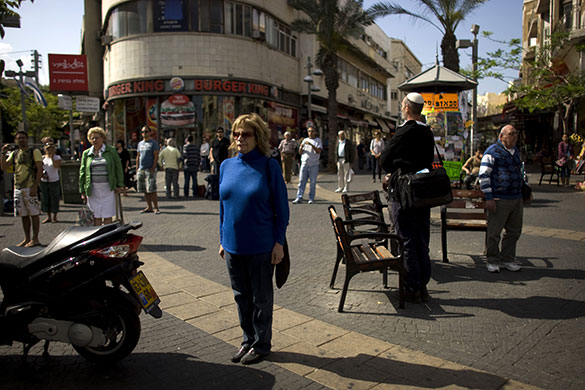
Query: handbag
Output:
[[265, 158, 290, 288], [556, 157, 567, 167], [76, 205, 94, 226], [394, 144, 453, 209]]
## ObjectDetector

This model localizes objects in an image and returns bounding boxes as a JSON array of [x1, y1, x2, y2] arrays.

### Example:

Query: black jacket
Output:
[[335, 139, 356, 164], [380, 120, 434, 175]]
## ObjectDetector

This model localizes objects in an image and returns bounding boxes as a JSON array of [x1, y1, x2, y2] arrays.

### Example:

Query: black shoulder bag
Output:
[[265, 157, 290, 288], [395, 144, 453, 209]]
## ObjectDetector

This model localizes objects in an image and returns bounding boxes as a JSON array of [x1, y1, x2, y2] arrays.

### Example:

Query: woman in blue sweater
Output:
[[219, 113, 289, 365]]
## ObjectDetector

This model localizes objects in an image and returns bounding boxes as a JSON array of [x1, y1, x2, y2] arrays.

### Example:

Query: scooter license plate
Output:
[[129, 271, 160, 313]]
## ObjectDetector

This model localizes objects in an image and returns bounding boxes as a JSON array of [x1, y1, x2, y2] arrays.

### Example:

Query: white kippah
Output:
[[406, 92, 424, 105]]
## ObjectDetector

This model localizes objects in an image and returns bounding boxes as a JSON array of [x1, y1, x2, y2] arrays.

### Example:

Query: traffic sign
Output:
[[58, 94, 72, 110]]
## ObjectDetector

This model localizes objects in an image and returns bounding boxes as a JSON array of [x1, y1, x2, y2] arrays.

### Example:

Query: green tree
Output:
[[475, 31, 585, 136], [0, 0, 34, 76], [290, 0, 373, 170], [367, 0, 486, 73], [1, 84, 65, 142]]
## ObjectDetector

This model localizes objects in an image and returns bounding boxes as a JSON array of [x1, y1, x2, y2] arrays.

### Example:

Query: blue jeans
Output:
[[184, 170, 198, 197], [225, 251, 274, 354], [296, 163, 319, 201], [392, 201, 431, 292]]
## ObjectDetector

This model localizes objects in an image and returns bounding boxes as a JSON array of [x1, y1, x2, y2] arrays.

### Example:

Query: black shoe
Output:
[[240, 348, 269, 365], [420, 286, 430, 302], [404, 289, 422, 304], [231, 345, 250, 363]]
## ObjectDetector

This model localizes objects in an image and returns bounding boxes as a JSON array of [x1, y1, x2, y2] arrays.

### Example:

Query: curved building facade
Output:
[[101, 0, 303, 149]]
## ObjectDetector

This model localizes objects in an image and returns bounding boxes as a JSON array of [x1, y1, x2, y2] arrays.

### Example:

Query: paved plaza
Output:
[[0, 167, 584, 390]]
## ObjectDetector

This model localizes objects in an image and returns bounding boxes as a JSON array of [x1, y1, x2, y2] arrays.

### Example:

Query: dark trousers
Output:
[[165, 168, 179, 198], [183, 170, 198, 197], [372, 157, 382, 180], [225, 251, 274, 354], [392, 201, 431, 292], [40, 180, 60, 213]]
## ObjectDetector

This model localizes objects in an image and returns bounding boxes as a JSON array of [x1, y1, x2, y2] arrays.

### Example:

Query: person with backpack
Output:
[[1, 131, 43, 247]]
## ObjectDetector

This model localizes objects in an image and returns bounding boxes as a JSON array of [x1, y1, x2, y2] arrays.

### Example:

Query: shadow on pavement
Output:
[[432, 257, 585, 286], [434, 296, 585, 319], [269, 352, 506, 389], [0, 352, 275, 390]]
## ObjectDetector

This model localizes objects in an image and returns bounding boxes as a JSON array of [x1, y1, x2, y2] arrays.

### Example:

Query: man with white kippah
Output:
[[380, 92, 435, 303]]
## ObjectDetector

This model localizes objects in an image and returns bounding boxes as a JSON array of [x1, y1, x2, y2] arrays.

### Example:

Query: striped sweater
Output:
[[479, 141, 522, 201]]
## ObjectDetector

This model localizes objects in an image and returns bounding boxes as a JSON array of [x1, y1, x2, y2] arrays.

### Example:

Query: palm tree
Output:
[[291, 0, 373, 170], [367, 0, 486, 73]]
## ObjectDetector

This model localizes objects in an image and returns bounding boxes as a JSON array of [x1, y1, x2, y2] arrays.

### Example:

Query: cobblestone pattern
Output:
[[1, 169, 584, 390]]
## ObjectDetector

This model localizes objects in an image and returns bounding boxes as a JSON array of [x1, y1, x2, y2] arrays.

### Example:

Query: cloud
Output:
[[0, 42, 14, 54]]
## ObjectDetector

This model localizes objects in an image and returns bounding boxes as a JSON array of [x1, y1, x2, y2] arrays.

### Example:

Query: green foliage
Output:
[[0, 84, 67, 141], [367, 0, 488, 72]]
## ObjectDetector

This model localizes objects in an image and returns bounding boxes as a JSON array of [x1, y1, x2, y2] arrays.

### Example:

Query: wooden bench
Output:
[[328, 205, 405, 311], [340, 191, 396, 288], [440, 189, 487, 263]]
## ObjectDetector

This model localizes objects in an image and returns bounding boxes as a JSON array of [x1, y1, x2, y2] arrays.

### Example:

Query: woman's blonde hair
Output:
[[87, 127, 107, 142], [230, 113, 271, 156]]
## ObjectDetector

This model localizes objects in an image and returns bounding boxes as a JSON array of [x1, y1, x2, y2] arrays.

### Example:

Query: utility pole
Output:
[[31, 49, 41, 85], [5, 59, 36, 135]]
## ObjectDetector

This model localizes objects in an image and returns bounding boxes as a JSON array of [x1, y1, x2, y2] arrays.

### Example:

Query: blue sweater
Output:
[[219, 148, 289, 255], [479, 141, 522, 201]]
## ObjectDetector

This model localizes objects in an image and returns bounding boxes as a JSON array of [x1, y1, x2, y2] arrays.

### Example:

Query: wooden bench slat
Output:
[[445, 212, 487, 220], [374, 245, 392, 258], [361, 244, 379, 261]]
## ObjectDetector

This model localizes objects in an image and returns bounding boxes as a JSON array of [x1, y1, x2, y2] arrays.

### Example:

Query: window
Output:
[[391, 91, 398, 100], [200, 0, 223, 33], [562, 1, 572, 30]]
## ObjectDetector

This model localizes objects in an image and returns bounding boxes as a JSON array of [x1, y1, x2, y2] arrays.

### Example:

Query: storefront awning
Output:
[[367, 119, 379, 127], [349, 118, 368, 127], [375, 118, 393, 133], [306, 103, 327, 114]]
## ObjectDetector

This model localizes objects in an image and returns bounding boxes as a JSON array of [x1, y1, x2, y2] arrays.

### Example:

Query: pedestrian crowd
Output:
[[2, 97, 585, 367]]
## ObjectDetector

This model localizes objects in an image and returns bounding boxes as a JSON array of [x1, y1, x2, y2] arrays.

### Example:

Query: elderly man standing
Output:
[[380, 93, 435, 303], [293, 127, 322, 204], [479, 124, 523, 273], [334, 130, 355, 193], [159, 138, 181, 199], [278, 131, 297, 184], [1, 131, 43, 247]]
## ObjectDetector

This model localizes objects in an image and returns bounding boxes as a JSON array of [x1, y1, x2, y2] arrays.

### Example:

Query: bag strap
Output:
[[433, 143, 444, 167]]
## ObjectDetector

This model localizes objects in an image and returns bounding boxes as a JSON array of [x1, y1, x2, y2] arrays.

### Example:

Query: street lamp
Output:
[[304, 56, 323, 138], [456, 24, 480, 157], [5, 59, 36, 135]]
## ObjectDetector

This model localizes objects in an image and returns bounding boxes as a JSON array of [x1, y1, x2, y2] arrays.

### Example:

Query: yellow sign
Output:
[[421, 93, 459, 113]]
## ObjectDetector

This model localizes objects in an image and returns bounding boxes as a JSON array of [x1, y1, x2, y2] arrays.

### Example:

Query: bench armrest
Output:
[[347, 231, 404, 253]]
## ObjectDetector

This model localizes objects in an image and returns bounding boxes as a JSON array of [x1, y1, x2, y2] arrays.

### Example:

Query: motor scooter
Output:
[[0, 221, 161, 364]]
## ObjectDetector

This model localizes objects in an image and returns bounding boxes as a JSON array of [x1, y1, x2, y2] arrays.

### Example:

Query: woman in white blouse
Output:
[[370, 131, 385, 183], [40, 143, 62, 223]]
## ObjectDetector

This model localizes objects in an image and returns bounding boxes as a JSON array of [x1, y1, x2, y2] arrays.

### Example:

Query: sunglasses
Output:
[[233, 131, 254, 139]]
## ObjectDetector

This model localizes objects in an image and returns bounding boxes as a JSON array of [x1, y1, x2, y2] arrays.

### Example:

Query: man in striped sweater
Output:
[[479, 124, 523, 273]]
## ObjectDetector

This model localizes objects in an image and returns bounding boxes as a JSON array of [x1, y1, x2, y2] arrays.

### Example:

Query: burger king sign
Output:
[[161, 95, 196, 127]]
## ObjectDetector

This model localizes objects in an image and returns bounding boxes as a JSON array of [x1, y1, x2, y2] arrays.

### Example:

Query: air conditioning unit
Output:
[[101, 35, 113, 46]]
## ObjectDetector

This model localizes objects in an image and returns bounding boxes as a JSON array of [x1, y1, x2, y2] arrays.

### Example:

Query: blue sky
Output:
[[0, 0, 522, 94]]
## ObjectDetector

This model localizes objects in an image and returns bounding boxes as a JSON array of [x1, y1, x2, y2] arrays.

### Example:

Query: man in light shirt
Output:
[[334, 130, 355, 193], [293, 127, 322, 204]]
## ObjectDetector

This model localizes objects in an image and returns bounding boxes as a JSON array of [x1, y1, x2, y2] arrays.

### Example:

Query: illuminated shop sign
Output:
[[193, 79, 271, 96], [108, 79, 165, 98], [421, 93, 459, 113], [106, 78, 276, 99]]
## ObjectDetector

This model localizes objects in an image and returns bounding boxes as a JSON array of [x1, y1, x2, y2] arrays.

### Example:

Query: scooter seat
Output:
[[0, 224, 118, 271]]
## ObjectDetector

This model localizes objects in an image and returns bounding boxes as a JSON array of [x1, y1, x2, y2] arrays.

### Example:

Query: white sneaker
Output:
[[308, 200, 313, 204], [486, 263, 500, 273], [292, 198, 302, 204], [502, 262, 521, 272], [335, 188, 343, 193], [342, 188, 348, 193]]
